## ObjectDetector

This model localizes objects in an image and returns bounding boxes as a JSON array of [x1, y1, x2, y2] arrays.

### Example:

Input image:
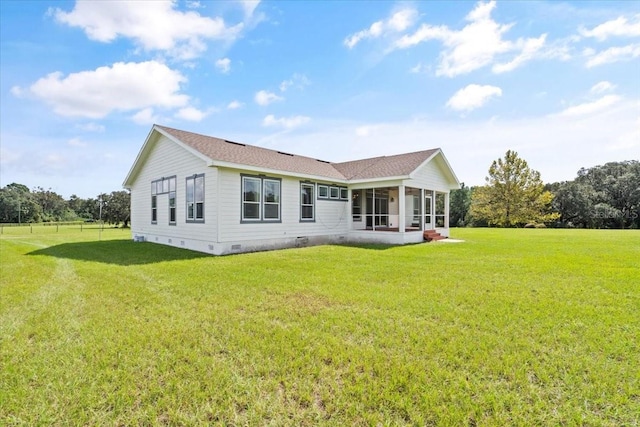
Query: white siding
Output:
[[406, 156, 455, 192], [216, 168, 348, 253], [129, 135, 218, 253]]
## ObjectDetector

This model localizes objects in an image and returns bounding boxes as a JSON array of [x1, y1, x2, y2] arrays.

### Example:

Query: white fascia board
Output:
[[346, 175, 409, 185], [211, 160, 349, 184]]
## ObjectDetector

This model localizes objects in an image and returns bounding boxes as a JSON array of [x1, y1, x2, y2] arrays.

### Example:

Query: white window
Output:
[[151, 176, 176, 224], [318, 185, 329, 199], [263, 179, 280, 220], [300, 183, 315, 221], [186, 174, 204, 222], [330, 186, 340, 199], [242, 175, 281, 222]]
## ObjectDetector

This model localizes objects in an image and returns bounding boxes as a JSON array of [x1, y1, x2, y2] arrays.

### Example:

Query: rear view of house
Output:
[[123, 125, 460, 255]]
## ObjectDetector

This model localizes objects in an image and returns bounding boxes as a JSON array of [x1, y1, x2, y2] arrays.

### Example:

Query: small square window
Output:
[[340, 188, 348, 200], [318, 185, 328, 199], [330, 186, 340, 199]]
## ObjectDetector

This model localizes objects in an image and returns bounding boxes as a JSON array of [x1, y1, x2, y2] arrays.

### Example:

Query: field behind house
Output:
[[1, 227, 638, 425]]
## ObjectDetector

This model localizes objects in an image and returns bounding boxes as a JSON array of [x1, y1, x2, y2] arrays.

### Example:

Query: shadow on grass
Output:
[[329, 243, 400, 251], [28, 240, 211, 266]]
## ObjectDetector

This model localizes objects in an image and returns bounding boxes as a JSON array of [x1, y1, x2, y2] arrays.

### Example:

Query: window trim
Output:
[[330, 186, 340, 200], [262, 178, 281, 221], [151, 176, 176, 224], [318, 185, 329, 199], [168, 190, 176, 225], [241, 174, 282, 223], [186, 173, 205, 223], [300, 182, 315, 222], [151, 195, 158, 224]]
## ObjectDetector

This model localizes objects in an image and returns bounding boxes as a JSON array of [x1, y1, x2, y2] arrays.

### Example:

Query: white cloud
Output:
[[239, 0, 261, 19], [446, 84, 502, 112], [68, 138, 87, 147], [279, 73, 310, 92], [262, 114, 310, 129], [355, 125, 380, 137], [584, 43, 640, 67], [53, 1, 243, 60], [344, 7, 417, 48], [131, 107, 160, 125], [175, 106, 208, 122], [590, 81, 616, 94], [557, 95, 621, 117], [215, 57, 231, 73], [243, 99, 638, 188], [24, 61, 189, 119], [409, 63, 429, 73], [10, 86, 24, 97], [579, 15, 640, 41], [394, 1, 547, 77], [255, 90, 283, 106], [75, 122, 105, 132], [492, 34, 547, 73], [227, 100, 244, 110]]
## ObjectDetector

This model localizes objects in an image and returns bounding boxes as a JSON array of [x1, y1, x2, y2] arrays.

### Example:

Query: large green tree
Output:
[[0, 183, 42, 223], [102, 190, 131, 227], [470, 150, 558, 227], [549, 161, 639, 229], [449, 182, 472, 227]]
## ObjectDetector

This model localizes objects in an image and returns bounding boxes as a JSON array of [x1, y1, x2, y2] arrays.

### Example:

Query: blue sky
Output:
[[1, 0, 638, 198]]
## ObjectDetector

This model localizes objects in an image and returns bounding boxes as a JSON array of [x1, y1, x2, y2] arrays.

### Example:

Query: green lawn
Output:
[[1, 227, 638, 425]]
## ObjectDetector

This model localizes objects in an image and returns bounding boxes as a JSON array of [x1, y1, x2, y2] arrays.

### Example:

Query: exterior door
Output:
[[425, 195, 433, 229]]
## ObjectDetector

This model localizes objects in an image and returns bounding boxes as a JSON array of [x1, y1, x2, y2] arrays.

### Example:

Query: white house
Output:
[[123, 125, 460, 255]]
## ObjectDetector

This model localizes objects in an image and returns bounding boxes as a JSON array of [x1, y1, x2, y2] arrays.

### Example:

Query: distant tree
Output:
[[0, 183, 42, 223], [68, 195, 100, 221], [547, 181, 599, 228], [549, 161, 639, 229], [449, 183, 472, 227], [102, 191, 131, 227], [470, 150, 558, 227], [32, 187, 77, 222]]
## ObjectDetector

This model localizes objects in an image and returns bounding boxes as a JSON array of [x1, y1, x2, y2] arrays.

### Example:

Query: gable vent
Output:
[[224, 140, 246, 147]]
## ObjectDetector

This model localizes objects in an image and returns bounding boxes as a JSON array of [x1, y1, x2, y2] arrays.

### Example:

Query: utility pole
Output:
[[98, 196, 103, 240]]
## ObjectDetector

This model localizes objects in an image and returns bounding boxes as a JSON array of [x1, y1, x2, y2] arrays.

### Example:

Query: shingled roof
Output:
[[153, 125, 441, 181]]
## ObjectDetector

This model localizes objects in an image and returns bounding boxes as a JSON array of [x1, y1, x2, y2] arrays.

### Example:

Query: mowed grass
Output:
[[1, 227, 638, 426]]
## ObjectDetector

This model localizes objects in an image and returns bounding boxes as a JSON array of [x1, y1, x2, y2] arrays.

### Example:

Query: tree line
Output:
[[450, 152, 639, 229], [0, 183, 130, 227]]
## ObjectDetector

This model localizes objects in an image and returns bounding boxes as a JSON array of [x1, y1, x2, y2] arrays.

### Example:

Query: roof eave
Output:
[[122, 125, 159, 188], [211, 160, 349, 183], [347, 175, 410, 185], [123, 125, 215, 188]]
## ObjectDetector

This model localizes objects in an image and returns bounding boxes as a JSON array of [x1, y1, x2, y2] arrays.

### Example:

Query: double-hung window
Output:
[[151, 192, 158, 224], [186, 174, 204, 222], [242, 175, 281, 222], [300, 183, 315, 221], [151, 176, 176, 224]]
